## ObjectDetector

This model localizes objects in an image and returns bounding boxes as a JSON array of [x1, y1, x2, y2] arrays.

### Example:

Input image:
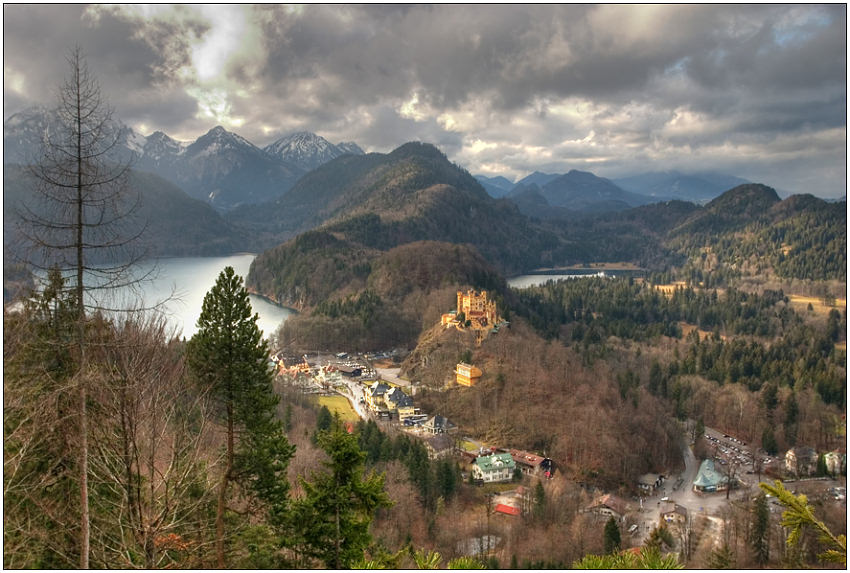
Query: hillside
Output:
[[238, 142, 565, 273], [668, 184, 845, 283], [267, 240, 508, 351]]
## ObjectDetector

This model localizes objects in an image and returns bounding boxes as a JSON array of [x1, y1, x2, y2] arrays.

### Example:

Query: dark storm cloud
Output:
[[3, 4, 845, 196]]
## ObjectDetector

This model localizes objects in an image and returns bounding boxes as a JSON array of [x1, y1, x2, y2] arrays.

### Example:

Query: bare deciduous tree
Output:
[[88, 315, 220, 568], [14, 47, 150, 568]]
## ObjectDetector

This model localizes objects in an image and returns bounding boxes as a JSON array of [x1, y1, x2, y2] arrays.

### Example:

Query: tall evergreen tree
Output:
[[289, 423, 392, 568], [186, 266, 293, 567], [604, 516, 621, 554], [750, 492, 770, 566]]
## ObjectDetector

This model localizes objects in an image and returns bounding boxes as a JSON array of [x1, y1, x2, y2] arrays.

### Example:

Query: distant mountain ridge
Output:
[[476, 168, 751, 210], [614, 170, 750, 203], [3, 107, 364, 211]]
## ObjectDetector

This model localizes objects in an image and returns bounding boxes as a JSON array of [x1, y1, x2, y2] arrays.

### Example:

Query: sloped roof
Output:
[[425, 434, 454, 453], [474, 452, 516, 472], [367, 381, 390, 396], [509, 448, 545, 468], [787, 446, 818, 462], [385, 386, 413, 407], [424, 414, 455, 430], [589, 493, 629, 517], [660, 501, 688, 518], [693, 459, 728, 488]]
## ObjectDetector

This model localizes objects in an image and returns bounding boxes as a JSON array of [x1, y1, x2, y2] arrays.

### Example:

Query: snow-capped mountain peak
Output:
[[263, 130, 364, 171]]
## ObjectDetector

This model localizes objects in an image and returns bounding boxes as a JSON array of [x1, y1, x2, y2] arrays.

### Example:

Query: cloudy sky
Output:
[[4, 4, 846, 197]]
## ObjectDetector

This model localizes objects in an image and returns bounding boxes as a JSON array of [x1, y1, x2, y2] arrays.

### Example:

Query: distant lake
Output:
[[80, 254, 294, 339], [508, 270, 621, 289]]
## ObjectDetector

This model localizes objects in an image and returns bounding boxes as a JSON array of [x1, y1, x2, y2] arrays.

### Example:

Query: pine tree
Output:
[[533, 480, 546, 519], [750, 492, 770, 566], [604, 516, 621, 554], [186, 266, 293, 567], [289, 423, 392, 568]]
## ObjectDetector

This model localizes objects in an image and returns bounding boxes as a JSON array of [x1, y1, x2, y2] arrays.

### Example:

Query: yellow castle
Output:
[[442, 289, 500, 328]]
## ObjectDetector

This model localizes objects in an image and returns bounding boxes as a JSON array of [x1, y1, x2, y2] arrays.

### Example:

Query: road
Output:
[[375, 367, 411, 388]]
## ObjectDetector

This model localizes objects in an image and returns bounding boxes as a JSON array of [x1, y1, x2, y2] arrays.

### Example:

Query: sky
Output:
[[3, 4, 847, 197]]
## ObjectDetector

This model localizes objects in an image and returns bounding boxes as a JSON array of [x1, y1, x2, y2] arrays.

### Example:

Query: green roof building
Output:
[[472, 452, 516, 483], [693, 459, 729, 493]]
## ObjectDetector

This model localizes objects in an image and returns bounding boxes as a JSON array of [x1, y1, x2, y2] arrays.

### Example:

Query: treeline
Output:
[[667, 190, 846, 283], [512, 278, 846, 407], [355, 418, 462, 511], [513, 278, 800, 341]]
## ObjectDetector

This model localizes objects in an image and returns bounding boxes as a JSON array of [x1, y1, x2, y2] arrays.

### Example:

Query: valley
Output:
[[4, 113, 846, 570]]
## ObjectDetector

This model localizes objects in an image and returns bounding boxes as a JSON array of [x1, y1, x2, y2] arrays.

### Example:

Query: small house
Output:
[[637, 473, 662, 494], [659, 501, 688, 526], [507, 448, 554, 478], [424, 434, 455, 460], [585, 493, 630, 521], [472, 452, 516, 483], [422, 414, 456, 435], [785, 446, 818, 476], [456, 363, 483, 386], [584, 493, 629, 521], [825, 450, 846, 475], [494, 503, 520, 517], [338, 365, 362, 378]]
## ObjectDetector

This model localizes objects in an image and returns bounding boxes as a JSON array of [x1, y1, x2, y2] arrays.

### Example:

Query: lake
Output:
[[97, 254, 294, 339], [507, 270, 614, 289]]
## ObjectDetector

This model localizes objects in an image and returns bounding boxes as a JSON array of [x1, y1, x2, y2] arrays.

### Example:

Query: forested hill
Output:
[[244, 142, 566, 302], [228, 142, 564, 267], [666, 184, 846, 283]]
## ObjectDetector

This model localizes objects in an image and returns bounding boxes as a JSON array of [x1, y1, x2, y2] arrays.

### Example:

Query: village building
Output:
[[825, 450, 846, 475], [422, 414, 457, 435], [659, 501, 688, 526], [506, 448, 554, 478], [472, 452, 516, 483], [384, 386, 416, 420], [494, 504, 521, 517], [423, 434, 455, 460], [365, 381, 391, 412], [455, 362, 483, 386], [585, 493, 631, 521], [637, 473, 663, 494], [785, 446, 819, 476], [693, 459, 729, 493], [338, 365, 362, 378]]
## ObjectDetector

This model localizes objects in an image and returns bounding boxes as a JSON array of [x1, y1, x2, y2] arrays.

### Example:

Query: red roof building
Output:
[[494, 503, 521, 516]]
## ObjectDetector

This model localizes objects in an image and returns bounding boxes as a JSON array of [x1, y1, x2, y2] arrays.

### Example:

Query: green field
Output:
[[318, 394, 360, 422]]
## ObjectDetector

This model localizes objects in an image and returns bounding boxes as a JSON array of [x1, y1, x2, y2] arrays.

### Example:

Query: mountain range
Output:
[[3, 107, 364, 211], [475, 168, 751, 215], [7, 106, 755, 217]]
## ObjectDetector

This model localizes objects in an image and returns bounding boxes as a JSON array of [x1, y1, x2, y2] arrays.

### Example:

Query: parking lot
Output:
[[702, 428, 777, 478]]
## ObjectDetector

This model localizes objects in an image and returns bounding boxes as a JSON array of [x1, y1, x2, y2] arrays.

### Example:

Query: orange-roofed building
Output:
[[494, 503, 520, 517], [456, 362, 483, 386]]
